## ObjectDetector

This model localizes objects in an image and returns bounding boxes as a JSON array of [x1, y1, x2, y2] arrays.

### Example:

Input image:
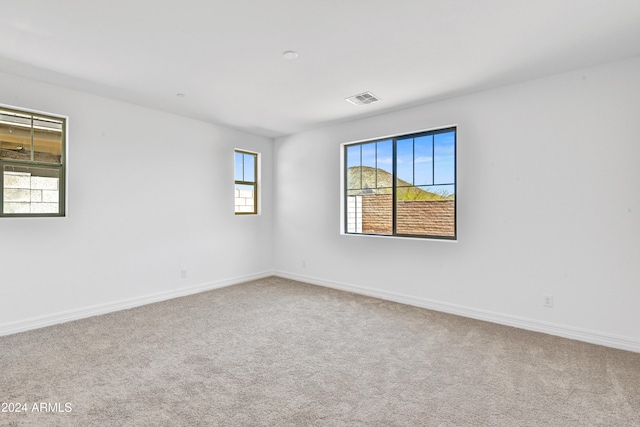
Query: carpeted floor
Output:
[[1, 276, 639, 426]]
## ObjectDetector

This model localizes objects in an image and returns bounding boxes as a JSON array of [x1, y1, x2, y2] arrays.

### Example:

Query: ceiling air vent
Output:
[[345, 92, 381, 106]]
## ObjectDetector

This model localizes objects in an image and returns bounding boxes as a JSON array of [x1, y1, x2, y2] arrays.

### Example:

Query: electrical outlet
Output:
[[543, 294, 553, 308], [181, 269, 188, 279]]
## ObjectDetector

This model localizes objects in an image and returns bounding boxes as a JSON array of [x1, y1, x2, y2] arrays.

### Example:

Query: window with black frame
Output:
[[344, 127, 456, 239], [0, 106, 66, 217]]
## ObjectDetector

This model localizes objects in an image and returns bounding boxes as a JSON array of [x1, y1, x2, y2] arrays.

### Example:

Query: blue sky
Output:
[[234, 151, 255, 182], [346, 130, 455, 194]]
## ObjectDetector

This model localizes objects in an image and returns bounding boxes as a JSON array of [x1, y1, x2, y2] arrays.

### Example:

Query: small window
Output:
[[234, 150, 258, 214], [1, 106, 66, 217], [344, 127, 456, 239]]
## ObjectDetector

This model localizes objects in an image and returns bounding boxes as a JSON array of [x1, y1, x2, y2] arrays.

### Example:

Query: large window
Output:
[[1, 106, 66, 217], [344, 127, 456, 239], [234, 150, 258, 214]]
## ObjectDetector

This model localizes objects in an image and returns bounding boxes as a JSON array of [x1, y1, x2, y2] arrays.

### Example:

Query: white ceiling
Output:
[[2, 0, 640, 138]]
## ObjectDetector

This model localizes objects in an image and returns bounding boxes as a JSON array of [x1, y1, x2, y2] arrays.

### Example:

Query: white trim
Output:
[[0, 270, 274, 337], [340, 232, 459, 243], [5, 269, 638, 354], [341, 124, 458, 146], [0, 103, 69, 217], [273, 270, 640, 354], [234, 148, 261, 215]]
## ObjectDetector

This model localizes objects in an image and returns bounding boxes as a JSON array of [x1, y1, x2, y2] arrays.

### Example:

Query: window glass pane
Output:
[[433, 184, 455, 199], [345, 191, 363, 233], [396, 137, 413, 186], [234, 151, 244, 181], [234, 183, 255, 213], [395, 184, 455, 237], [376, 139, 393, 190], [360, 143, 376, 191], [0, 109, 32, 161], [413, 135, 433, 186], [243, 153, 255, 182], [361, 142, 376, 169], [3, 164, 60, 214], [346, 188, 392, 235], [32, 116, 63, 164], [346, 145, 361, 190], [346, 144, 361, 169], [434, 131, 455, 185]]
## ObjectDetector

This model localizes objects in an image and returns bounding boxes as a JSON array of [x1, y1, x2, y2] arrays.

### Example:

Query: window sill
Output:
[[340, 232, 457, 242]]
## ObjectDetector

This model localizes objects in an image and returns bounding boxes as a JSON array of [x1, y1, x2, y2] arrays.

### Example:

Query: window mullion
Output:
[[412, 137, 415, 186], [359, 145, 362, 189], [432, 134, 435, 185], [375, 142, 378, 189], [253, 154, 257, 214], [0, 160, 4, 216], [30, 114, 34, 162], [392, 138, 397, 235], [343, 146, 347, 232]]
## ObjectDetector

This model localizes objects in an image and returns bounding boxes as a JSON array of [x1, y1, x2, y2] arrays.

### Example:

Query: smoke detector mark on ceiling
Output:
[[345, 92, 381, 106]]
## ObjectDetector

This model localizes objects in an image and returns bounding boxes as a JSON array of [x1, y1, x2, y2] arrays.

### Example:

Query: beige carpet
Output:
[[1, 276, 639, 426]]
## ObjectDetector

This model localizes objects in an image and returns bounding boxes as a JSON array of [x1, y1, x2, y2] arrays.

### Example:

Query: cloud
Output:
[[414, 156, 432, 163]]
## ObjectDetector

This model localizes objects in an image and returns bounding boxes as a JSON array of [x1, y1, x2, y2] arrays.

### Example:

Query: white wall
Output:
[[273, 56, 640, 351], [2, 57, 639, 352], [0, 72, 273, 333]]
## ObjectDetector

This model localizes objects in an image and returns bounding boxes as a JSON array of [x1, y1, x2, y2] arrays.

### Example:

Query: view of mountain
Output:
[[346, 166, 453, 200]]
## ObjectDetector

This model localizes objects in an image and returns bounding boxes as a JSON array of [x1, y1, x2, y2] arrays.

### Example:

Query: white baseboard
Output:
[[274, 270, 640, 354], [0, 270, 274, 337], [5, 270, 638, 354]]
